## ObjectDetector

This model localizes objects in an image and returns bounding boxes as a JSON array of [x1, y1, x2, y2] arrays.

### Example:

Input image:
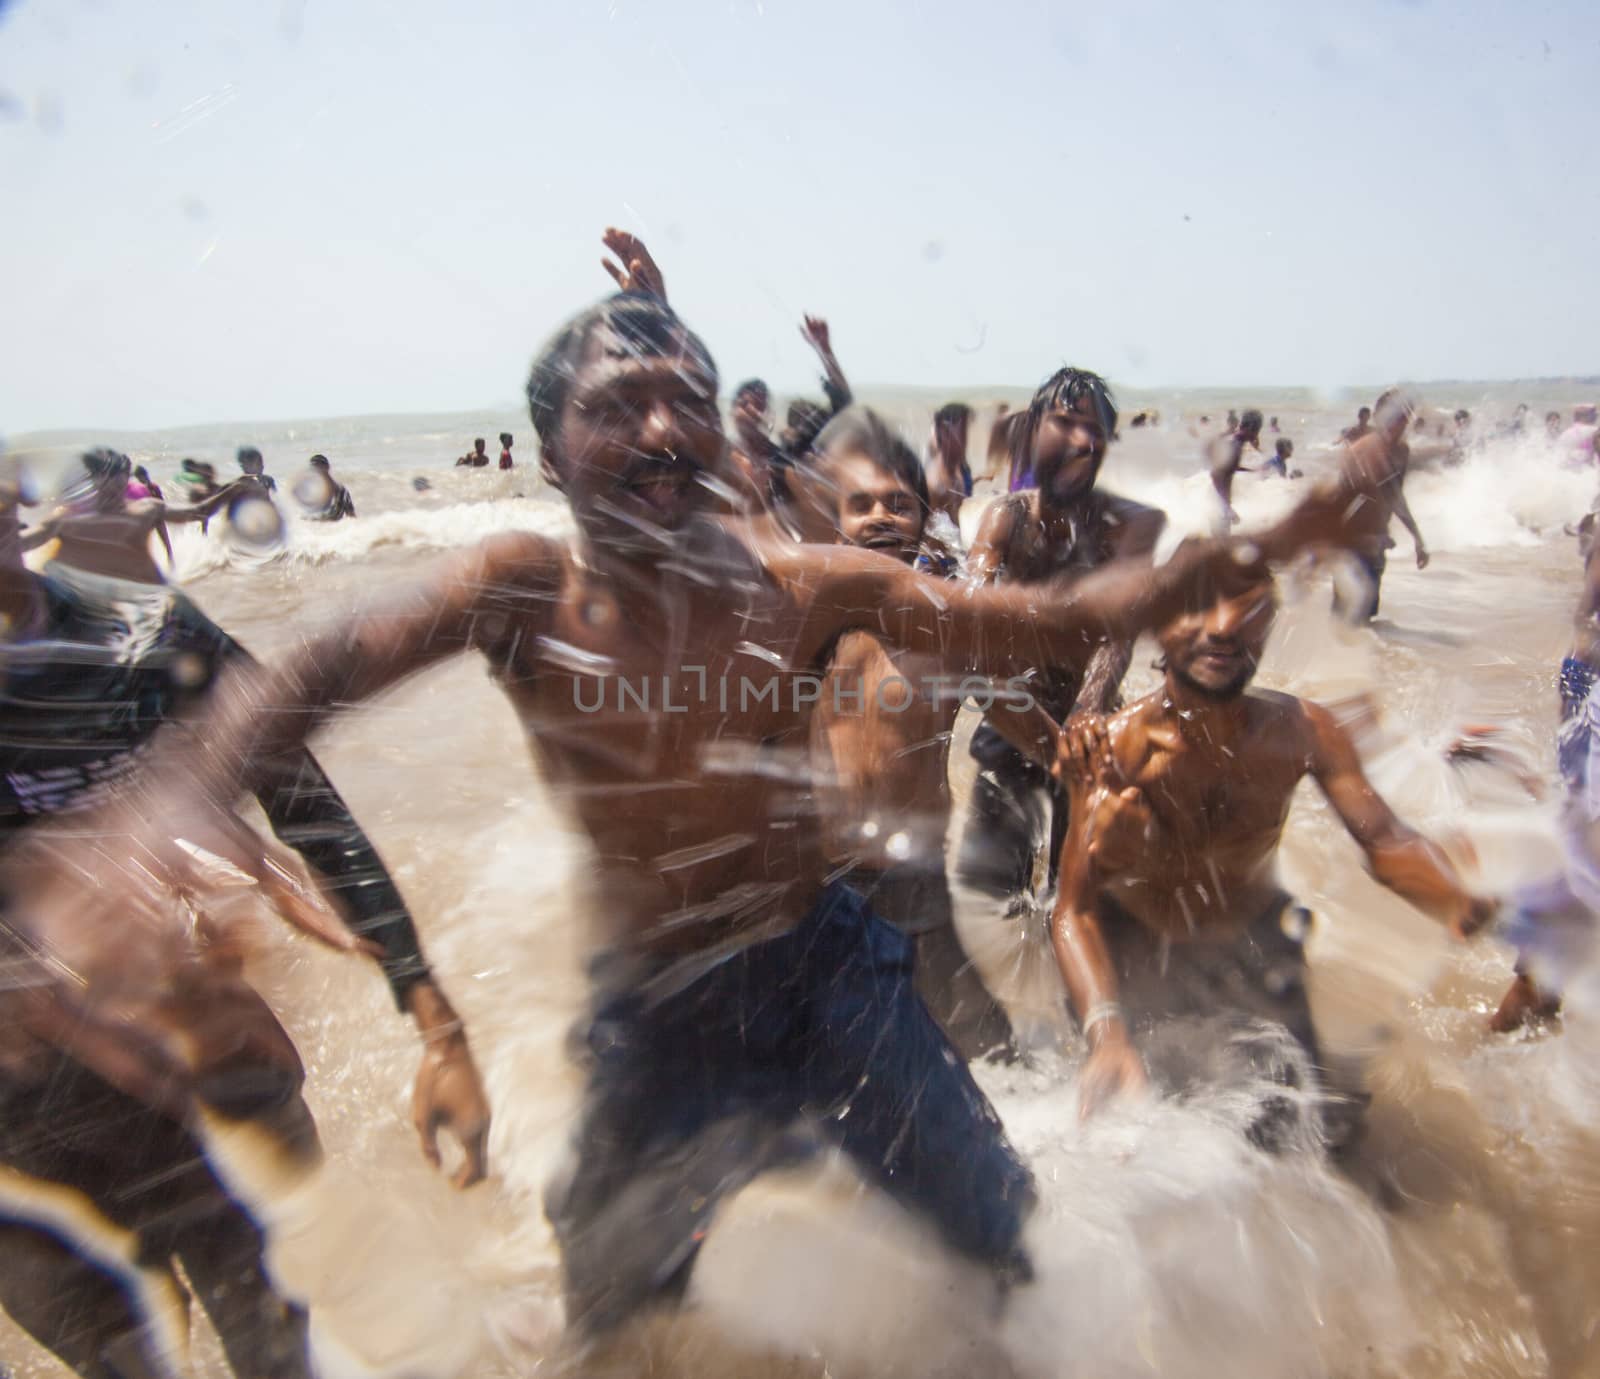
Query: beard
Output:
[[1167, 656, 1256, 701]]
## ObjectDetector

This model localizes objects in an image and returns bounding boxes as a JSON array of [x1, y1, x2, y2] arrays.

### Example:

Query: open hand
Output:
[[1079, 1035, 1149, 1121], [600, 227, 667, 301]]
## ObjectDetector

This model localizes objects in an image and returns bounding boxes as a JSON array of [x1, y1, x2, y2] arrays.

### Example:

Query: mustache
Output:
[[619, 450, 697, 486]]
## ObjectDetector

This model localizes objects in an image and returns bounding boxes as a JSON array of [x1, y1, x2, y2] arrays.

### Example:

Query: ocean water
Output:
[[6, 383, 1600, 1378]]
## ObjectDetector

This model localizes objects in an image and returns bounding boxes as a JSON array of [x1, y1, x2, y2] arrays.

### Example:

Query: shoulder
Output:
[[1096, 490, 1167, 548], [973, 492, 1028, 542]]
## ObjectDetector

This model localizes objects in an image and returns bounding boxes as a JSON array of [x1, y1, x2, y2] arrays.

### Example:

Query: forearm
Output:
[[1369, 832, 1476, 927], [1049, 892, 1126, 1046], [1072, 640, 1133, 716]]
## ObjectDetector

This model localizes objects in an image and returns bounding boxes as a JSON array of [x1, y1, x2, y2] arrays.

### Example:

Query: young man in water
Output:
[[804, 407, 1016, 1059], [305, 453, 356, 521], [236, 445, 277, 492], [1207, 407, 1265, 526], [956, 368, 1166, 903], [0, 475, 490, 1378], [1332, 389, 1429, 622], [1047, 579, 1495, 1143], [18, 280, 1353, 1340], [1340, 406, 1374, 445], [925, 401, 975, 526], [499, 432, 515, 470]]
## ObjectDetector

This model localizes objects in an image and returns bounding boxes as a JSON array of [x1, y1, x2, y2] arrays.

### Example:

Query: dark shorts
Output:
[[1333, 548, 1388, 623], [1100, 893, 1364, 1152], [957, 721, 1064, 899], [850, 863, 1017, 1062], [545, 881, 1036, 1336]]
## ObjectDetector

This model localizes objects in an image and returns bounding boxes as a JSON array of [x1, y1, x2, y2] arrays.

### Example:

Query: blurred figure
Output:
[[236, 445, 277, 493], [1208, 408, 1265, 525], [1262, 436, 1296, 478], [126, 463, 161, 501], [456, 438, 489, 468], [728, 377, 778, 508], [1558, 405, 1599, 468], [0, 477, 488, 1379], [1048, 581, 1495, 1140], [1340, 406, 1373, 444], [1546, 410, 1566, 445], [175, 457, 221, 504], [1331, 389, 1429, 623], [499, 432, 515, 470], [925, 400, 975, 525], [771, 314, 854, 496], [21, 449, 185, 584], [301, 454, 356, 522], [957, 367, 1165, 904]]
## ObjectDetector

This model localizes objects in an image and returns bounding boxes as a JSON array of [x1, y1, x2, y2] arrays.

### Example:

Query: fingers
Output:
[[452, 1120, 490, 1189], [601, 257, 627, 289]]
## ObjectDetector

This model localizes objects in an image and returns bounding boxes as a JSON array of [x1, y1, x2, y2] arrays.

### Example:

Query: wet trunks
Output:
[[1098, 893, 1363, 1152], [545, 880, 1036, 1335], [957, 720, 1062, 899], [1333, 546, 1388, 623], [849, 862, 1016, 1061], [1557, 656, 1600, 817]]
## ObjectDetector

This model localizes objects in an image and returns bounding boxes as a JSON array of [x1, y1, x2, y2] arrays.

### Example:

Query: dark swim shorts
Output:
[[544, 881, 1036, 1335]]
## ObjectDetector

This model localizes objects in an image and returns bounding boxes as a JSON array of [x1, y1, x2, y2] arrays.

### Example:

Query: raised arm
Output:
[[799, 315, 852, 413], [1305, 700, 1490, 937], [965, 495, 1021, 584]]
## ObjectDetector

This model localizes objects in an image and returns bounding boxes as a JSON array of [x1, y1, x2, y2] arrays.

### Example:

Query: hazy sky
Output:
[[2, 0, 1594, 431]]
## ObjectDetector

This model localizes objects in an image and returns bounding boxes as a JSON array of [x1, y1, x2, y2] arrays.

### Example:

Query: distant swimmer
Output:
[[174, 457, 222, 505], [925, 401, 975, 526], [235, 445, 277, 493], [1557, 405, 1599, 468], [1269, 415, 1280, 433], [26, 274, 1361, 1340], [1048, 579, 1496, 1140], [458, 437, 490, 468], [1332, 389, 1429, 622], [957, 368, 1166, 904], [1546, 410, 1566, 445], [499, 432, 515, 470], [803, 406, 1016, 1059], [1207, 408, 1265, 526], [1262, 436, 1297, 479], [300, 454, 356, 522], [1340, 406, 1374, 445]]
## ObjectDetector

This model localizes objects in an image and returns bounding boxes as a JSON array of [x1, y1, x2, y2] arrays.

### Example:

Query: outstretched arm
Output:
[[1391, 480, 1428, 567], [1306, 700, 1490, 937]]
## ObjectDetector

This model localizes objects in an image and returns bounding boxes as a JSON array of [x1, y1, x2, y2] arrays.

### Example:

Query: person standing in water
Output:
[[14, 271, 1356, 1341], [1341, 406, 1373, 444], [499, 433, 515, 470], [1332, 389, 1429, 622], [1046, 578, 1496, 1143], [956, 367, 1166, 904], [303, 454, 356, 522], [925, 402, 976, 527], [1207, 408, 1265, 527]]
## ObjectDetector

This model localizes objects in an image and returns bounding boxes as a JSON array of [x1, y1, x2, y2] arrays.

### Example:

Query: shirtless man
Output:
[[1340, 405, 1373, 445], [16, 278, 1351, 1340], [1207, 408, 1264, 527], [1333, 389, 1429, 622], [21, 449, 205, 584], [925, 401, 975, 527], [804, 406, 1015, 1059], [0, 478, 489, 1378], [956, 368, 1166, 903], [1048, 579, 1494, 1144]]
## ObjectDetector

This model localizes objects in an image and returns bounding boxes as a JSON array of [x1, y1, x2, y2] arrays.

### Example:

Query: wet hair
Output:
[[814, 405, 931, 517], [133, 464, 152, 483], [1372, 388, 1417, 430], [1016, 367, 1118, 472], [82, 448, 131, 482], [1453, 409, 1470, 425], [309, 453, 330, 470], [237, 446, 263, 466], [499, 432, 513, 448], [1240, 409, 1264, 434], [733, 378, 769, 406], [526, 292, 719, 456], [934, 402, 973, 433], [1276, 438, 1294, 457]]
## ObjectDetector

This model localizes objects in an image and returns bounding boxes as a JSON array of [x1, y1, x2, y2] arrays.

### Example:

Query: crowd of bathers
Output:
[[0, 225, 1587, 1377]]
